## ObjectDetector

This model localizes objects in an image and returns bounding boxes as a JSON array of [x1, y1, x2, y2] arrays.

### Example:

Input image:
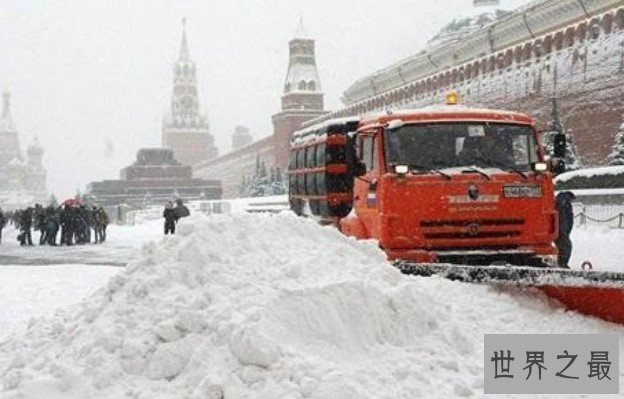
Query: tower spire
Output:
[[179, 17, 190, 61], [294, 16, 309, 39], [0, 91, 16, 132], [2, 92, 10, 120], [283, 19, 322, 97], [163, 19, 218, 165]]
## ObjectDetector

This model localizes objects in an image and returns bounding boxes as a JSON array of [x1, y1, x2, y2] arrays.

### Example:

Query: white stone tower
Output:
[[162, 19, 218, 166], [281, 18, 324, 111], [0, 92, 47, 207], [272, 18, 326, 169], [0, 92, 22, 165], [24, 136, 47, 197]]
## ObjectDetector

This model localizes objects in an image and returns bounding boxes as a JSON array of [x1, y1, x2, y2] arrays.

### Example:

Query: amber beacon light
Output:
[[445, 91, 459, 105]]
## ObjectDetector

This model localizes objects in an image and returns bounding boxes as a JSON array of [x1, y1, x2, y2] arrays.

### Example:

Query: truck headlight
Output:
[[395, 165, 409, 176]]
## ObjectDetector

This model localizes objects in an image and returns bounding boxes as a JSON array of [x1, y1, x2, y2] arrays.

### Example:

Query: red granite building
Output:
[[86, 148, 221, 208]]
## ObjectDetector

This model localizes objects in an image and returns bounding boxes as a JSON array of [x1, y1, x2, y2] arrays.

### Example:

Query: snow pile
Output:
[[1, 213, 622, 399], [0, 265, 119, 342]]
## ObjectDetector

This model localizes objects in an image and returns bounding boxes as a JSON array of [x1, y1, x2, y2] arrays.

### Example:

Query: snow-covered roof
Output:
[[566, 188, 624, 197], [359, 105, 533, 125], [292, 116, 360, 145], [555, 166, 624, 183], [294, 116, 360, 135], [427, 10, 511, 48], [341, 0, 611, 105]]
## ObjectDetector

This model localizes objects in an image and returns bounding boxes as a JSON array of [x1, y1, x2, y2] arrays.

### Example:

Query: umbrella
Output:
[[62, 198, 82, 207]]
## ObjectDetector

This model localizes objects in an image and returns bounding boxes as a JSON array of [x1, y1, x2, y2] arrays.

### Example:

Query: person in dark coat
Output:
[[34, 204, 46, 245], [19, 207, 34, 246], [44, 206, 60, 246], [96, 206, 109, 242], [84, 206, 95, 243], [73, 206, 88, 245], [555, 191, 576, 268], [163, 201, 177, 235], [60, 205, 73, 246], [91, 206, 101, 243], [0, 207, 5, 244]]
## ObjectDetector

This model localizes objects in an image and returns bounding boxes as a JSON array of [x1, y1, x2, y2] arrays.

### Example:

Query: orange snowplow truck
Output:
[[289, 100, 557, 267]]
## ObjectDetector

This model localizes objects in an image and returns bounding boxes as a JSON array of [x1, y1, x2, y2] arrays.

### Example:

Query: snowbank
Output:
[[1, 213, 622, 399]]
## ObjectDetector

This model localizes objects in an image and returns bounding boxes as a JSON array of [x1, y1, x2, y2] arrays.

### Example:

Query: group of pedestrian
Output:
[[0, 204, 109, 246], [163, 199, 190, 235]]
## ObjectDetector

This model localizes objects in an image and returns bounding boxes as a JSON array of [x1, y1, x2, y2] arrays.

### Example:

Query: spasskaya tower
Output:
[[162, 19, 218, 166]]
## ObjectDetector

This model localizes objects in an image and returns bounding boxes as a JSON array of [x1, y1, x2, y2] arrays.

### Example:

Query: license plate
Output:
[[503, 185, 542, 198]]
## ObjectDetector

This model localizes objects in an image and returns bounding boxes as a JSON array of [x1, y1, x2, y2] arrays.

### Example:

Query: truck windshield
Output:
[[385, 123, 538, 172]]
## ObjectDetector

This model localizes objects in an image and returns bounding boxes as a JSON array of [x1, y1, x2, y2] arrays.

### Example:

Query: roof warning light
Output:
[[446, 91, 459, 105]]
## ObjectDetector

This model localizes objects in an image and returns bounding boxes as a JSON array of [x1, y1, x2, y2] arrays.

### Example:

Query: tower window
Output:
[[308, 80, 316, 91], [298, 80, 307, 91]]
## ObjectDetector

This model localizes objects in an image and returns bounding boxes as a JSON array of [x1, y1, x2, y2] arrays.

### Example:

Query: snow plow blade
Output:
[[396, 262, 624, 325]]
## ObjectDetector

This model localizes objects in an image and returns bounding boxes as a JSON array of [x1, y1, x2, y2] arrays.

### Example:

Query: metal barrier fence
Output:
[[125, 195, 289, 225], [574, 204, 624, 228]]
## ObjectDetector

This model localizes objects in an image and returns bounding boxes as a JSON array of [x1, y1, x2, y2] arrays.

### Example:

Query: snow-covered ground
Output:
[[0, 220, 163, 266], [0, 213, 623, 399], [571, 225, 624, 271], [0, 220, 163, 341], [0, 265, 119, 342]]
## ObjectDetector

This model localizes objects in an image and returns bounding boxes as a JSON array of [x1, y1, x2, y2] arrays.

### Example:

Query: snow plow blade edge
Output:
[[396, 262, 624, 325]]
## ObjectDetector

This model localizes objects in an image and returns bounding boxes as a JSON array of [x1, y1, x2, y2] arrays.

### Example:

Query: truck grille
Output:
[[420, 219, 525, 240]]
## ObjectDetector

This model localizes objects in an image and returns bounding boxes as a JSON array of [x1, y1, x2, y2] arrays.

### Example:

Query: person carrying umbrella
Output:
[[163, 201, 177, 235]]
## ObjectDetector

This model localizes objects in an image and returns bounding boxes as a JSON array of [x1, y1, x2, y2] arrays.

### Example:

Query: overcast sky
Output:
[[0, 0, 530, 198]]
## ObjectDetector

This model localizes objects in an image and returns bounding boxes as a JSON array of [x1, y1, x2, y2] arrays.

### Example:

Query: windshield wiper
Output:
[[461, 166, 491, 180], [408, 164, 452, 180], [471, 155, 529, 180], [488, 160, 529, 180]]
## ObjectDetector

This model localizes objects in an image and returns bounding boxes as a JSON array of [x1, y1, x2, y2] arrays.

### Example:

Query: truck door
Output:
[[354, 132, 381, 238]]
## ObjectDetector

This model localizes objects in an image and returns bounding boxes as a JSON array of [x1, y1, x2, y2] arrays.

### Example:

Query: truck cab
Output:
[[289, 99, 558, 267]]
